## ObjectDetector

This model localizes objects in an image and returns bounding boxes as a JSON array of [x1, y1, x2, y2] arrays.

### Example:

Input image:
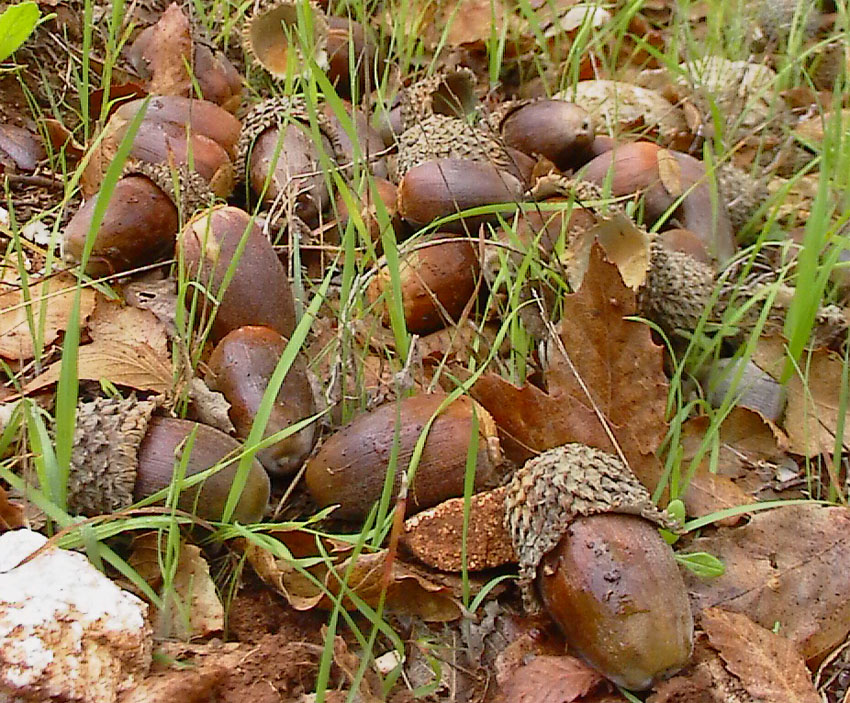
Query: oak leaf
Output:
[[498, 655, 603, 703]]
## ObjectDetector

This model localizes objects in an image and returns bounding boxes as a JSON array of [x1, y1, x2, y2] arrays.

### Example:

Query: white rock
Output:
[[0, 529, 152, 702]]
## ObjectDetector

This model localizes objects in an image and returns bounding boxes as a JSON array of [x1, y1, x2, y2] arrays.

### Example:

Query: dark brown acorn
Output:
[[505, 444, 693, 691], [321, 101, 388, 179], [398, 158, 524, 234], [305, 393, 503, 520], [206, 326, 318, 477], [367, 233, 481, 335], [333, 176, 404, 246], [326, 16, 381, 99], [178, 205, 297, 343], [69, 396, 270, 524]]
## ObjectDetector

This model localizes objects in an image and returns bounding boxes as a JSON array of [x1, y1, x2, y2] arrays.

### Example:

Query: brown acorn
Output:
[[333, 177, 404, 247], [398, 158, 525, 234], [504, 444, 693, 690], [321, 102, 388, 179], [63, 163, 214, 276], [367, 233, 481, 335], [582, 141, 735, 262], [206, 326, 318, 477], [68, 396, 270, 523], [305, 392, 503, 520], [82, 96, 241, 198], [326, 16, 381, 99], [192, 45, 243, 113], [493, 99, 596, 171], [178, 205, 297, 343]]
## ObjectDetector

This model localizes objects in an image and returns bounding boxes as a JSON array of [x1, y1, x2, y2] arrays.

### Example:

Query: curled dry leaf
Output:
[[186, 377, 234, 434], [0, 274, 96, 361], [131, 3, 193, 96], [656, 148, 683, 197], [497, 655, 604, 703], [245, 532, 462, 622], [701, 608, 820, 703], [754, 337, 850, 457], [124, 279, 179, 337], [470, 244, 668, 492], [128, 534, 224, 641], [684, 504, 850, 662], [401, 486, 516, 571], [24, 341, 173, 395]]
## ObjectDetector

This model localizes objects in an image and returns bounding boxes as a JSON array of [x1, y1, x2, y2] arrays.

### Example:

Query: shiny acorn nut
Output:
[[398, 158, 525, 234], [321, 102, 388, 179], [499, 100, 596, 171], [505, 444, 693, 690], [367, 234, 480, 335], [326, 16, 381, 99], [68, 396, 269, 523], [0, 122, 45, 171], [63, 175, 178, 277], [178, 205, 297, 343], [249, 122, 334, 227], [333, 177, 404, 246], [82, 96, 241, 197], [206, 326, 318, 477], [537, 514, 694, 690], [657, 228, 712, 265], [305, 393, 503, 520], [582, 141, 736, 263]]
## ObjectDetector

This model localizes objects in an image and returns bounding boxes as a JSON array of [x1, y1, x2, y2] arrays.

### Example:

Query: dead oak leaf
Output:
[[702, 608, 820, 703], [471, 244, 668, 491], [24, 341, 172, 395], [88, 293, 169, 357], [684, 504, 850, 663], [130, 3, 193, 96], [498, 655, 603, 703]]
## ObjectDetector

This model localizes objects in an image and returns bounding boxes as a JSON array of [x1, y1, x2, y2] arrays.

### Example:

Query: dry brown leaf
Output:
[[24, 340, 172, 395], [754, 338, 850, 456], [439, 0, 507, 46], [567, 212, 651, 291], [470, 244, 668, 491], [136, 4, 193, 96], [246, 533, 462, 622], [187, 377, 234, 434], [656, 148, 683, 197], [124, 279, 178, 335], [702, 608, 820, 703], [685, 504, 850, 662], [0, 485, 25, 532], [498, 655, 603, 703], [0, 275, 96, 361], [88, 294, 169, 357], [128, 534, 224, 640]]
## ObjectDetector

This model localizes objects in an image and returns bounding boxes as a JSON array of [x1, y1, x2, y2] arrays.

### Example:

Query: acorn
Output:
[[581, 141, 736, 262], [398, 158, 525, 234], [321, 101, 388, 179], [326, 16, 381, 99], [243, 0, 329, 79], [305, 392, 503, 521], [82, 96, 241, 197], [333, 176, 404, 247], [63, 162, 215, 276], [367, 233, 481, 335], [0, 122, 44, 172], [178, 205, 297, 343], [504, 444, 693, 690], [656, 228, 713, 265], [490, 99, 596, 171], [206, 326, 318, 477], [235, 97, 343, 228], [191, 45, 243, 113], [68, 395, 270, 523], [398, 68, 478, 131]]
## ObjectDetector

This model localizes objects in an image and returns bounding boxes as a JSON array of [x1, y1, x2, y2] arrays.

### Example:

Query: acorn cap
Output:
[[398, 68, 478, 132], [234, 96, 343, 183], [243, 0, 329, 79], [394, 113, 517, 181], [715, 162, 769, 232], [122, 161, 215, 217], [67, 395, 159, 516], [504, 444, 677, 604]]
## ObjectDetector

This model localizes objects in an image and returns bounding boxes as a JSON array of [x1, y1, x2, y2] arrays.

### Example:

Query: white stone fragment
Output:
[[0, 529, 152, 702]]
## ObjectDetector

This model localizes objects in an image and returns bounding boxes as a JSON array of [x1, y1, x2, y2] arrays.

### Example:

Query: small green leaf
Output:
[[676, 552, 725, 579], [666, 499, 686, 523], [0, 2, 41, 63]]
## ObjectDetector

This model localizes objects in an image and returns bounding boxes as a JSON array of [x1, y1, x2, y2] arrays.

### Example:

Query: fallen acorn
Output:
[[491, 99, 596, 171], [321, 101, 388, 179], [326, 16, 381, 99], [68, 395, 270, 523], [398, 158, 525, 234], [178, 204, 297, 343], [63, 162, 214, 276], [504, 444, 694, 690], [581, 141, 736, 262], [236, 97, 343, 227], [332, 176, 405, 247], [206, 325, 318, 477], [81, 96, 241, 197], [305, 392, 503, 520], [367, 233, 481, 335]]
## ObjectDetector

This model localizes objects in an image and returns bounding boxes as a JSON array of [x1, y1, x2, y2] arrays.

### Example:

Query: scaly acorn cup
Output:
[[81, 96, 241, 198], [63, 162, 215, 277], [243, 0, 329, 79], [235, 96, 344, 227], [504, 444, 693, 691], [67, 396, 270, 523]]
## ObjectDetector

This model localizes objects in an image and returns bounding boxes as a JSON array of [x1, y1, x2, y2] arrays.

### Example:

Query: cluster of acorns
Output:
[[50, 0, 847, 692]]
